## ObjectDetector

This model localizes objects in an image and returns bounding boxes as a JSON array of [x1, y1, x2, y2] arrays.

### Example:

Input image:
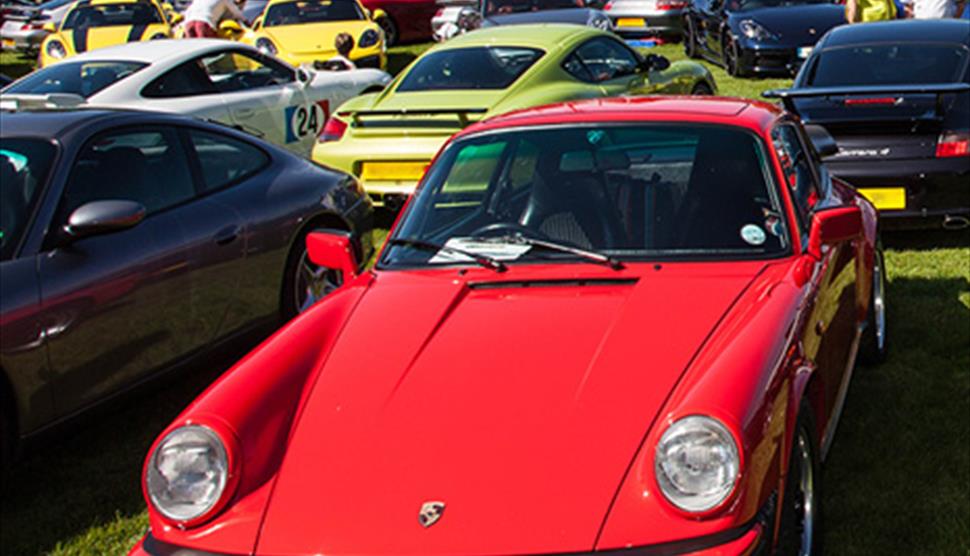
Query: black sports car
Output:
[[0, 108, 372, 459], [683, 0, 844, 77], [767, 20, 970, 230]]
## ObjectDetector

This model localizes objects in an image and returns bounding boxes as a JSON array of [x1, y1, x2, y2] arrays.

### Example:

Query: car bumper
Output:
[[737, 44, 812, 76], [278, 47, 386, 70], [609, 11, 683, 36], [826, 157, 970, 230]]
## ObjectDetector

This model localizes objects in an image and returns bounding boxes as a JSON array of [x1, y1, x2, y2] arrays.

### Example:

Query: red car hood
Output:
[[257, 263, 767, 555]]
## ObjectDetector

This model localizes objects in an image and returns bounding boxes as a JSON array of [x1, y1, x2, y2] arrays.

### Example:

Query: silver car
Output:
[[0, 0, 73, 53], [602, 0, 685, 39]]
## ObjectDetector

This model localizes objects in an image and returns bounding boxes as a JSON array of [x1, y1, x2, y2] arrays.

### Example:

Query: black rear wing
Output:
[[763, 83, 970, 114], [339, 108, 489, 128]]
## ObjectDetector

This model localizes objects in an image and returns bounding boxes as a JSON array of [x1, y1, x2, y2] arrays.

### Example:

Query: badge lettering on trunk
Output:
[[418, 501, 445, 528]]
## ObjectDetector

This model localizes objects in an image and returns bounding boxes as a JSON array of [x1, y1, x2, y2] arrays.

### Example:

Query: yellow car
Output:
[[242, 0, 386, 69], [39, 0, 178, 68]]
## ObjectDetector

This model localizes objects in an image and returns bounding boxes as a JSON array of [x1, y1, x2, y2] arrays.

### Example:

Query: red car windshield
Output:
[[383, 124, 790, 268]]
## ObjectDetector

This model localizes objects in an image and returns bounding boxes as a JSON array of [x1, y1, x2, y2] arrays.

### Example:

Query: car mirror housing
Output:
[[804, 124, 839, 158], [642, 54, 671, 72], [306, 230, 360, 283], [296, 67, 313, 85], [807, 205, 862, 260], [63, 200, 146, 241]]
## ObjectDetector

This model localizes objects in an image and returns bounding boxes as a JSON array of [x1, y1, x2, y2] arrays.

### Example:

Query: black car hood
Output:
[[483, 8, 596, 26], [729, 4, 845, 47]]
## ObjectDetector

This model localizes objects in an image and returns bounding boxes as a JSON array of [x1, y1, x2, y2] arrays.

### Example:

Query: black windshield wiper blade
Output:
[[387, 237, 507, 272], [471, 234, 624, 271]]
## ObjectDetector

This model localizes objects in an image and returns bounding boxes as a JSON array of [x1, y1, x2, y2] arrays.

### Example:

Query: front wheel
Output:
[[723, 35, 747, 77], [683, 18, 699, 58], [280, 228, 344, 320], [377, 14, 398, 47], [777, 405, 823, 556], [859, 242, 889, 365]]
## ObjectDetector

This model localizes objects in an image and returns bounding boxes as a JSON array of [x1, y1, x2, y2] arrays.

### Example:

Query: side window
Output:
[[562, 52, 594, 82], [62, 128, 196, 217], [200, 51, 295, 93], [187, 129, 270, 192], [772, 124, 819, 233], [142, 60, 218, 98], [572, 38, 640, 83]]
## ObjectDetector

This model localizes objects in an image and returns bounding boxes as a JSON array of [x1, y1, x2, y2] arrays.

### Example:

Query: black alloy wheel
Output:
[[859, 242, 889, 365], [724, 35, 746, 77], [281, 228, 344, 320], [684, 17, 699, 58], [777, 406, 823, 556]]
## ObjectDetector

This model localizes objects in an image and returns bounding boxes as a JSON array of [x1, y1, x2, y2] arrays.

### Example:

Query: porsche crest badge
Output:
[[418, 501, 445, 528]]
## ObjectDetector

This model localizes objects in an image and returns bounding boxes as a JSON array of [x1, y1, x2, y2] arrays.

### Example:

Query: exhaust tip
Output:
[[942, 215, 970, 231]]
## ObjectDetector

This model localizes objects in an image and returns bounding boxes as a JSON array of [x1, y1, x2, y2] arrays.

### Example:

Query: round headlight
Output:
[[46, 39, 66, 59], [655, 415, 740, 513], [255, 37, 277, 55], [146, 425, 229, 523], [359, 28, 379, 48]]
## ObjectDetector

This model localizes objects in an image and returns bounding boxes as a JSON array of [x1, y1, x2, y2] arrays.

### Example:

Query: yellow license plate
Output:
[[616, 18, 646, 27], [1, 39, 14, 48], [360, 161, 428, 182], [858, 187, 906, 210]]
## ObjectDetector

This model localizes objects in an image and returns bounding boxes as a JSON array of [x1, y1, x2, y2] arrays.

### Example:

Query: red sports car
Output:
[[131, 97, 887, 556], [362, 0, 437, 45]]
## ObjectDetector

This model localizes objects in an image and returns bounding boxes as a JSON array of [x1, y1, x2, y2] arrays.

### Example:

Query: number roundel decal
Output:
[[285, 100, 329, 143]]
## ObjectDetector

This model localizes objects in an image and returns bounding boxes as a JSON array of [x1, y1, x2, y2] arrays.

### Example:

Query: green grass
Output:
[[2, 40, 968, 556]]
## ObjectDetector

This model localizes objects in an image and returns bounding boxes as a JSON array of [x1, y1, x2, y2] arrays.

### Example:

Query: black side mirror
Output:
[[804, 124, 839, 158], [641, 54, 671, 72], [63, 200, 146, 240]]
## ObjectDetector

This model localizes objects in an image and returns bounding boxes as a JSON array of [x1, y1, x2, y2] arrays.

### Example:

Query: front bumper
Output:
[[737, 43, 811, 76], [608, 10, 683, 37]]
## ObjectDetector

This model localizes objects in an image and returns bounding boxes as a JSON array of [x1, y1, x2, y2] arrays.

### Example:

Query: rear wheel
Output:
[[777, 404, 823, 556], [683, 18, 699, 58], [377, 14, 398, 47], [280, 228, 344, 321], [691, 82, 713, 95], [859, 242, 889, 365]]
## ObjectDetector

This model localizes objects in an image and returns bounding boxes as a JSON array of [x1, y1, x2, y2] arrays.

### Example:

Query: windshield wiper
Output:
[[470, 233, 624, 271], [387, 237, 507, 272]]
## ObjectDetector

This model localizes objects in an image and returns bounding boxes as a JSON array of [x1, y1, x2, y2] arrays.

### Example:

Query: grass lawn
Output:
[[2, 39, 969, 556]]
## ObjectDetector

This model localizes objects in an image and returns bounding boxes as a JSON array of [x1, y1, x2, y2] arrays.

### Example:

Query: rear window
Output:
[[263, 0, 363, 26], [5, 60, 147, 98], [62, 3, 163, 29], [397, 47, 543, 92], [484, 0, 584, 14], [807, 44, 969, 86]]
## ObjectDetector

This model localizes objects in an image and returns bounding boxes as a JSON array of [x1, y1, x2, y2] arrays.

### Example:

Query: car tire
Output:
[[723, 35, 747, 77], [684, 18, 699, 58], [859, 241, 889, 365], [280, 227, 345, 321], [377, 13, 398, 47], [691, 82, 713, 95], [776, 402, 823, 556]]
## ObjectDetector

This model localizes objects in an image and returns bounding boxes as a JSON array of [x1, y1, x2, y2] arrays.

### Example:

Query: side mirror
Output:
[[295, 67, 313, 84], [807, 205, 862, 260], [42, 22, 57, 32], [169, 12, 184, 24], [641, 53, 670, 72], [306, 230, 359, 282], [63, 200, 146, 240], [804, 124, 839, 158]]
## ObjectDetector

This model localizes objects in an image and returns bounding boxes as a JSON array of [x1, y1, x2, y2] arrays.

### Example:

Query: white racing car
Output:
[[0, 39, 392, 155]]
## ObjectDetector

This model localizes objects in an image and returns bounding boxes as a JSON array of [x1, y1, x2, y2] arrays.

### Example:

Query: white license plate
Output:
[[797, 46, 813, 59]]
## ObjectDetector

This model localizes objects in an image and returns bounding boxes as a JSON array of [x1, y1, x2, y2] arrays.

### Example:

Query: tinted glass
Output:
[[730, 0, 833, 9], [6, 61, 147, 98], [200, 51, 293, 92], [397, 47, 543, 92], [0, 139, 56, 260], [384, 124, 788, 267], [484, 0, 583, 13], [808, 45, 969, 86], [772, 125, 818, 233], [62, 3, 163, 29], [142, 59, 217, 98], [187, 129, 269, 191], [62, 129, 195, 217], [264, 0, 363, 25], [572, 37, 639, 82]]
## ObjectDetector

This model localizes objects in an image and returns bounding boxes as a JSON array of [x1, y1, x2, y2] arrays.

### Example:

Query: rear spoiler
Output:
[[0, 93, 87, 111], [339, 108, 489, 128], [763, 83, 970, 113]]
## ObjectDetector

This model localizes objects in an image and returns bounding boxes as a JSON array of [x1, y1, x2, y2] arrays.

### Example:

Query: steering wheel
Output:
[[469, 221, 549, 240]]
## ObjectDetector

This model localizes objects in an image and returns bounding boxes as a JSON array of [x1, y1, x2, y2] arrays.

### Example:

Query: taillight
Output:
[[319, 117, 348, 143], [603, 1, 613, 10], [936, 131, 970, 158], [843, 97, 898, 106], [21, 22, 43, 30]]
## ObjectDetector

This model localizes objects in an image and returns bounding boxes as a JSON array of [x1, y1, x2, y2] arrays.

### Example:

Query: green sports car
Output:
[[312, 24, 717, 208]]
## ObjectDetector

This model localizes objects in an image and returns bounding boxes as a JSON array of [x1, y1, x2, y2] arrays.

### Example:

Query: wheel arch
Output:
[[279, 211, 354, 315]]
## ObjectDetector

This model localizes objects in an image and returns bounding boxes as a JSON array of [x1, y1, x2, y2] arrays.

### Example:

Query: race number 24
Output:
[[285, 100, 329, 143]]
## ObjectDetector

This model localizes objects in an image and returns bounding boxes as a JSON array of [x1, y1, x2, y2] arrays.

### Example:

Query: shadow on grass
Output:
[[0, 346, 248, 556], [883, 228, 970, 251], [0, 58, 34, 80], [823, 273, 970, 554]]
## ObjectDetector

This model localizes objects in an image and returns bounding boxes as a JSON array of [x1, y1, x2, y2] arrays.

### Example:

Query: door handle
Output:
[[234, 107, 255, 120], [214, 225, 240, 246]]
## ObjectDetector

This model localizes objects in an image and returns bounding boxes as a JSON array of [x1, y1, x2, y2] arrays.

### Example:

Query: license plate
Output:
[[360, 161, 428, 182], [1, 38, 14, 48], [616, 17, 646, 27], [857, 187, 906, 210], [797, 46, 813, 59]]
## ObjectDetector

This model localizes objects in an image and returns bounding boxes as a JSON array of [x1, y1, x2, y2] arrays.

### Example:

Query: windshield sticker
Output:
[[740, 224, 767, 246], [428, 237, 531, 264], [587, 129, 606, 145]]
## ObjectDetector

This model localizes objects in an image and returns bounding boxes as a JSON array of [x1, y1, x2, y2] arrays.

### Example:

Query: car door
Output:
[[772, 122, 858, 425], [38, 125, 242, 417], [199, 49, 321, 156], [139, 57, 234, 124]]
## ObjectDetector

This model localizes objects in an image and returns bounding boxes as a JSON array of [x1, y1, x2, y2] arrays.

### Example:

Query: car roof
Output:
[[461, 96, 784, 137], [56, 39, 245, 65], [0, 108, 223, 138], [819, 19, 970, 48], [438, 24, 603, 50]]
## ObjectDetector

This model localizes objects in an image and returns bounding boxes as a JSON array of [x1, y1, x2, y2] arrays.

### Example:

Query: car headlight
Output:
[[359, 28, 379, 48], [255, 37, 277, 55], [46, 39, 65, 59], [146, 425, 230, 523], [149, 33, 168, 40], [739, 19, 775, 40], [655, 415, 740, 513], [589, 12, 612, 30]]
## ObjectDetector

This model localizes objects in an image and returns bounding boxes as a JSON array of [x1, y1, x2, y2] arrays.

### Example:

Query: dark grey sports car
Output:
[[434, 0, 613, 41], [0, 108, 373, 459]]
